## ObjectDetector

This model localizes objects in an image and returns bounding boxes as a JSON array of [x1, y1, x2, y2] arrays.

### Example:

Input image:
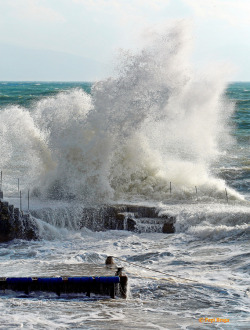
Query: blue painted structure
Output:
[[0, 275, 127, 298]]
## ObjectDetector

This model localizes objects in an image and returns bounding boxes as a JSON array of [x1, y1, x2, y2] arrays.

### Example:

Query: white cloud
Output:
[[5, 0, 65, 22], [72, 0, 170, 25], [73, 0, 169, 10], [184, 0, 250, 26]]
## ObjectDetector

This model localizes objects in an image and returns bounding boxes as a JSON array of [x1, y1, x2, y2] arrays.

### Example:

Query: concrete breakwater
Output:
[[79, 205, 175, 233], [1, 201, 175, 242]]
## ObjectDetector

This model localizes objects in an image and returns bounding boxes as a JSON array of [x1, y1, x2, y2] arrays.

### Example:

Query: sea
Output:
[[0, 35, 250, 329]]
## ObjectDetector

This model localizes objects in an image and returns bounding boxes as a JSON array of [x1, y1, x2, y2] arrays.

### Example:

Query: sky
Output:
[[0, 0, 249, 81]]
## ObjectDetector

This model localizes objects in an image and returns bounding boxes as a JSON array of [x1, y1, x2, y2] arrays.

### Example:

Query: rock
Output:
[[126, 218, 136, 231], [105, 256, 115, 265], [162, 221, 175, 233], [0, 200, 39, 242]]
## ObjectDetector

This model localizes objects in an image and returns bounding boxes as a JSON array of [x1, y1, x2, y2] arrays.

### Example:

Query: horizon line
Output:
[[1, 80, 250, 83]]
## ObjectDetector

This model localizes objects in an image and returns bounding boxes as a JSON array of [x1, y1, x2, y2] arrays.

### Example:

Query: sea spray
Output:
[[0, 24, 240, 202]]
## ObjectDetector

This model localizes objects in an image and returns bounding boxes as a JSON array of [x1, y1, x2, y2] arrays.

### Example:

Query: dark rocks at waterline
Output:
[[0, 200, 38, 242], [162, 222, 175, 234]]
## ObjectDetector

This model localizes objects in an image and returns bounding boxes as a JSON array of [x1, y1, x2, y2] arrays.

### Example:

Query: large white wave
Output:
[[0, 24, 242, 203]]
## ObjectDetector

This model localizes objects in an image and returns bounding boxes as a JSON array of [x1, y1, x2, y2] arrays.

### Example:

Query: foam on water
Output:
[[1, 227, 248, 329], [0, 24, 243, 204], [0, 23, 249, 329]]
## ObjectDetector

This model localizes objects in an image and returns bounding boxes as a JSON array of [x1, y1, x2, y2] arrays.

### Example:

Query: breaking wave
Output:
[[0, 23, 243, 203]]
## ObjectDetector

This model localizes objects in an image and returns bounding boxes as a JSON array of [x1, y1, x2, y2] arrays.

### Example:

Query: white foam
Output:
[[0, 24, 244, 205]]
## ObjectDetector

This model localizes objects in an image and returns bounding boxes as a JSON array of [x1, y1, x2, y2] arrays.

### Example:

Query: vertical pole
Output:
[[0, 171, 2, 200], [119, 275, 128, 299], [18, 178, 19, 193], [28, 189, 30, 212], [20, 190, 22, 212], [170, 182, 172, 195], [225, 188, 229, 204], [195, 186, 198, 201]]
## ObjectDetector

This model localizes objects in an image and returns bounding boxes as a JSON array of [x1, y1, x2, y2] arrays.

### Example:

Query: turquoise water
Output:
[[0, 81, 91, 108], [223, 82, 250, 197], [227, 82, 250, 140]]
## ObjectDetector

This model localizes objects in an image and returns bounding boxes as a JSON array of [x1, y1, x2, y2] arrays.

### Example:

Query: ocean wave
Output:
[[158, 203, 250, 240], [0, 24, 244, 204]]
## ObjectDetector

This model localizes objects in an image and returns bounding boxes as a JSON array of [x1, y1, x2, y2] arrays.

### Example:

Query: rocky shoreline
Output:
[[0, 200, 175, 242], [0, 200, 38, 242]]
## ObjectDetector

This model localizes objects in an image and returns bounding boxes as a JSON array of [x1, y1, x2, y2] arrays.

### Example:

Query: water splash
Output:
[[0, 24, 241, 203]]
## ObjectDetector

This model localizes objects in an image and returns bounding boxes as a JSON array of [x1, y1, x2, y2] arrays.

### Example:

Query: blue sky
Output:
[[0, 0, 249, 81]]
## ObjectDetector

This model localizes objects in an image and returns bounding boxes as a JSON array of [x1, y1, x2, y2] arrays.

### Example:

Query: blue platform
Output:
[[0, 275, 126, 298]]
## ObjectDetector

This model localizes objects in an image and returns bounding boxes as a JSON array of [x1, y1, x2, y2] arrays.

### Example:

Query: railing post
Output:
[[20, 190, 22, 212], [28, 189, 30, 212], [225, 188, 229, 203]]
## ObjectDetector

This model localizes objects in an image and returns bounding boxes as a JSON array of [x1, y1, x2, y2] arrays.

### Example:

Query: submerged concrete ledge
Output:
[[80, 204, 176, 233]]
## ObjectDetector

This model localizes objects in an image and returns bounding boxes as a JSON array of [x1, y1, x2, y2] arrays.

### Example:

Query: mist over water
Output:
[[0, 25, 242, 204]]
